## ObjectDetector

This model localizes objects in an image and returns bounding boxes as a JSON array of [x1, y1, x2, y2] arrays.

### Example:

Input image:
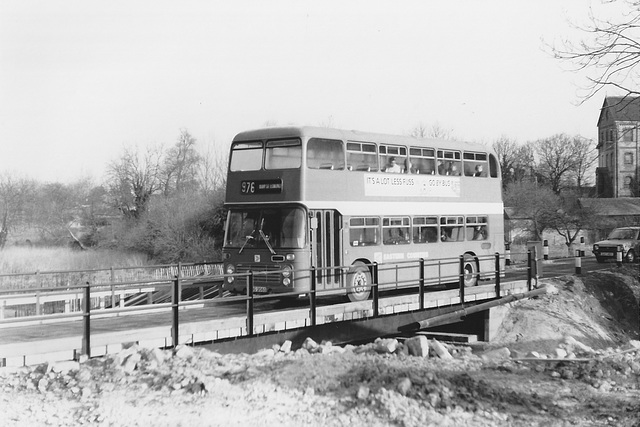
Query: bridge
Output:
[[0, 253, 546, 367]]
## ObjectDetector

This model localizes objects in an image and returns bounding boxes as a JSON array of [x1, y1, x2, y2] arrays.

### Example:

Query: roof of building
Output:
[[579, 197, 640, 216], [598, 96, 640, 126]]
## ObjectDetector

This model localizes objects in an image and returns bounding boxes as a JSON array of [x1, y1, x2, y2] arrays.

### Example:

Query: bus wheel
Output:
[[463, 254, 478, 287], [347, 262, 371, 302]]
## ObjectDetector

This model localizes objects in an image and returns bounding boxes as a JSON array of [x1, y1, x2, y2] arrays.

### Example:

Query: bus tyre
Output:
[[347, 262, 371, 302], [463, 254, 479, 287]]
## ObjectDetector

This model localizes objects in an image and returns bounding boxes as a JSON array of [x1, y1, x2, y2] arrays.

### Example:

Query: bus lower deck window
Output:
[[349, 217, 380, 246]]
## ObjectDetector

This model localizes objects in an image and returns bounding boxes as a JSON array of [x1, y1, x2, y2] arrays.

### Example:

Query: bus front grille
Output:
[[236, 264, 281, 286]]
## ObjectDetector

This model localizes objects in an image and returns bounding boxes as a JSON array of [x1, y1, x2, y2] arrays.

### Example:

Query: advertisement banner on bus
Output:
[[364, 174, 461, 198]]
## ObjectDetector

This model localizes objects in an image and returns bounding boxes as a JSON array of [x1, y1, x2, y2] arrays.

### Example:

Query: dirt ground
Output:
[[1, 269, 640, 426]]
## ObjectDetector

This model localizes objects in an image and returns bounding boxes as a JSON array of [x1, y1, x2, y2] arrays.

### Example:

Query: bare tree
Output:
[[567, 136, 598, 190], [504, 180, 559, 240], [106, 144, 163, 219], [161, 129, 201, 196], [534, 134, 591, 194], [548, 192, 601, 256], [409, 122, 454, 139], [198, 140, 228, 195], [492, 136, 535, 188], [552, 1, 640, 101], [0, 173, 36, 247]]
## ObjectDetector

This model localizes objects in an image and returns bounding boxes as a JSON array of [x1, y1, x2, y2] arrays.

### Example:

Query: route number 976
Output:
[[241, 181, 256, 194]]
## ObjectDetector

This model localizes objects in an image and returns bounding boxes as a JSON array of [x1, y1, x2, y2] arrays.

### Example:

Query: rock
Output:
[[122, 353, 141, 373], [431, 339, 453, 359], [564, 336, 594, 355], [555, 348, 568, 359], [174, 345, 195, 359], [374, 338, 398, 354], [302, 337, 319, 352], [280, 340, 292, 353], [397, 377, 412, 395], [51, 360, 79, 374], [480, 347, 511, 362], [356, 385, 370, 400], [255, 348, 275, 358], [405, 336, 429, 358]]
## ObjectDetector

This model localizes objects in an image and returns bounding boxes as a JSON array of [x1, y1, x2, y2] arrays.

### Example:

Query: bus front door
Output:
[[310, 210, 342, 291]]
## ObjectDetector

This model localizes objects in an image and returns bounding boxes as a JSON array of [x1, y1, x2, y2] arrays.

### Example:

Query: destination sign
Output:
[[241, 179, 283, 194]]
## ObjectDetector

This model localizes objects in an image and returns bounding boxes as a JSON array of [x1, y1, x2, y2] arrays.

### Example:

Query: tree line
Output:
[[0, 129, 228, 263]]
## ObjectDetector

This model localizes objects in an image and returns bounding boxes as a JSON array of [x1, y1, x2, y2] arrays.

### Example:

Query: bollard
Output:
[[543, 240, 549, 260], [580, 236, 586, 257], [575, 250, 582, 275], [505, 242, 511, 266], [617, 247, 623, 267]]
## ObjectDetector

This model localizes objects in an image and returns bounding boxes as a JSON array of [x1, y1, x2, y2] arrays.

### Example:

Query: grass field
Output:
[[0, 247, 149, 275]]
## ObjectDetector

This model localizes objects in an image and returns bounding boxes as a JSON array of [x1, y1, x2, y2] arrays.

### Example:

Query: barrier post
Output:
[[505, 242, 511, 266], [418, 258, 425, 310], [527, 250, 532, 291], [372, 262, 379, 317], [580, 236, 586, 257], [543, 240, 549, 260], [494, 252, 501, 297], [82, 282, 91, 358], [575, 250, 582, 275], [172, 276, 180, 348], [309, 267, 317, 326], [246, 272, 254, 336], [459, 255, 465, 304]]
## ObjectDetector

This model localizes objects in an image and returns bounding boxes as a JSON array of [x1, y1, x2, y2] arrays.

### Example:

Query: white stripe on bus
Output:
[[303, 201, 504, 216]]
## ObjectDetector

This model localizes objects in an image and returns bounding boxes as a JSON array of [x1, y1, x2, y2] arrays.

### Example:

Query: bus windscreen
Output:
[[225, 207, 307, 250]]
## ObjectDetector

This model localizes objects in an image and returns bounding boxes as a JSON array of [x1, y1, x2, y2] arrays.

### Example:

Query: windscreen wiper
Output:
[[239, 233, 255, 254], [258, 218, 276, 255]]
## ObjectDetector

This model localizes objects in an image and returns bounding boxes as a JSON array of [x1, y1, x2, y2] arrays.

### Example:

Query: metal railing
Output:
[[0, 252, 542, 359]]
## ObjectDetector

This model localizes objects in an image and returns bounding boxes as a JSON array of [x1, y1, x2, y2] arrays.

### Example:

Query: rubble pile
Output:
[[1, 334, 639, 426], [1, 272, 640, 426]]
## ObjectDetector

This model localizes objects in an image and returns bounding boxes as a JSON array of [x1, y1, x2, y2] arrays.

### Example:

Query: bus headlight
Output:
[[593, 244, 599, 251], [281, 265, 292, 286], [226, 264, 235, 283]]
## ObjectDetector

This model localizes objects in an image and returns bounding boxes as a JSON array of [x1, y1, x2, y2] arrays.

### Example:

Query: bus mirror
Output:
[[310, 217, 318, 230]]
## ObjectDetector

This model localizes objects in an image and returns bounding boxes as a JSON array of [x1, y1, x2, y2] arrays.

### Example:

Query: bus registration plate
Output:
[[253, 286, 268, 293], [600, 252, 613, 256]]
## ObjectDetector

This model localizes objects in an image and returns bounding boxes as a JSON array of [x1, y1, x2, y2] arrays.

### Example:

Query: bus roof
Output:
[[232, 126, 491, 153]]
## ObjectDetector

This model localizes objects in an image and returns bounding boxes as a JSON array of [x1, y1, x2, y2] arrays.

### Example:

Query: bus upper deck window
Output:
[[230, 141, 263, 171], [347, 141, 378, 172], [463, 152, 488, 177], [265, 139, 301, 170], [380, 145, 407, 173], [307, 138, 345, 170], [437, 150, 461, 176], [409, 147, 436, 175]]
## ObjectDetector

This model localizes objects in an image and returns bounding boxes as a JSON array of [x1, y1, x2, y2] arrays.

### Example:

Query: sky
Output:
[[0, 0, 627, 183]]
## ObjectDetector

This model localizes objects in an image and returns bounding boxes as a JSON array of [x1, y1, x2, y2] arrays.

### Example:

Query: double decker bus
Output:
[[222, 126, 504, 302]]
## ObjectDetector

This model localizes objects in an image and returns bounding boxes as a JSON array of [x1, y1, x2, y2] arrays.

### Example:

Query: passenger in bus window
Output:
[[473, 165, 484, 177], [386, 157, 402, 173], [473, 226, 487, 240], [437, 160, 446, 175]]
